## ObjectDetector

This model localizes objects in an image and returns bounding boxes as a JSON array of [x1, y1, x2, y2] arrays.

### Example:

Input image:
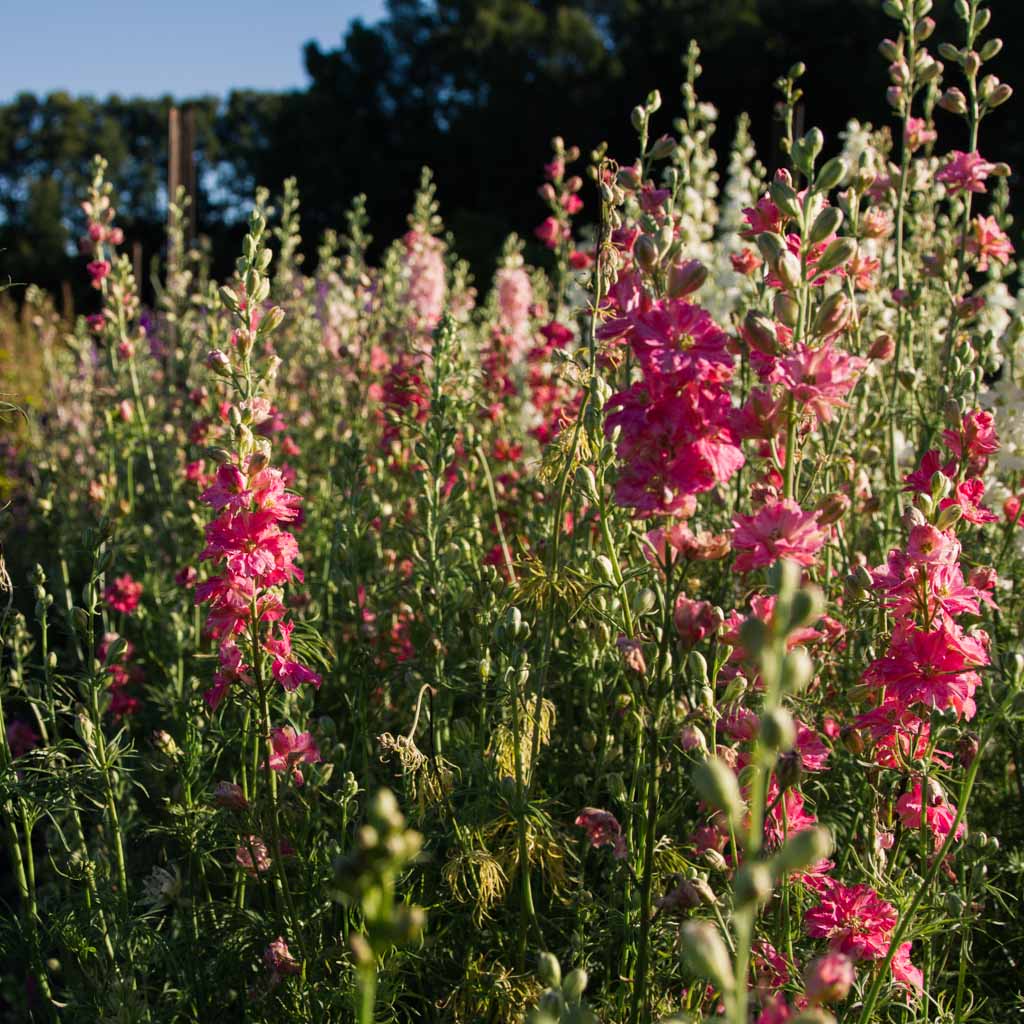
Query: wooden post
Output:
[[168, 106, 181, 207], [167, 105, 197, 241]]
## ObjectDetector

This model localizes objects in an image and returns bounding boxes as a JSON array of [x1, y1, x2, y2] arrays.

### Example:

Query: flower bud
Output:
[[811, 292, 851, 337], [804, 953, 855, 1005], [773, 292, 800, 327], [630, 105, 646, 131], [809, 206, 844, 245], [760, 707, 796, 752], [814, 157, 848, 193], [775, 250, 803, 292], [667, 260, 708, 298], [773, 825, 833, 873], [680, 921, 735, 992], [648, 134, 677, 160], [561, 968, 588, 1003], [734, 862, 773, 907], [756, 231, 787, 266], [816, 492, 851, 526], [776, 750, 803, 790], [980, 37, 1002, 61], [841, 725, 865, 754], [868, 334, 895, 361], [816, 237, 858, 274], [634, 234, 659, 271], [939, 87, 968, 114], [537, 952, 561, 988], [693, 757, 743, 828], [781, 647, 815, 693], [743, 310, 781, 356]]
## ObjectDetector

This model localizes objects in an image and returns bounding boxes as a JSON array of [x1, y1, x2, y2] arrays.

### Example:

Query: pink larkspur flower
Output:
[[575, 807, 627, 859], [805, 881, 897, 960], [936, 151, 996, 195], [732, 499, 826, 573], [103, 574, 143, 615], [265, 725, 322, 786]]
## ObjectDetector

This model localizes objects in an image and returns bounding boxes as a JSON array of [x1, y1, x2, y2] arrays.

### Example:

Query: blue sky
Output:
[[2, 1, 388, 102]]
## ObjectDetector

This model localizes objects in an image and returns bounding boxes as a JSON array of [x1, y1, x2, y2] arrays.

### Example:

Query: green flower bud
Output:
[[693, 757, 743, 828], [680, 921, 735, 992]]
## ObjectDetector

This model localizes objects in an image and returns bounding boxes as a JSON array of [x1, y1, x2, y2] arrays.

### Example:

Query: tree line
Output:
[[1, 0, 1019, 302]]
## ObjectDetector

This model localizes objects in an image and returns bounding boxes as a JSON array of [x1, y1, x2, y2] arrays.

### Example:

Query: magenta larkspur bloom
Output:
[[104, 574, 143, 615], [264, 936, 300, 983], [265, 725, 322, 786], [805, 881, 897, 960], [575, 807, 627, 859], [732, 499, 826, 573], [772, 340, 866, 425], [895, 781, 965, 850]]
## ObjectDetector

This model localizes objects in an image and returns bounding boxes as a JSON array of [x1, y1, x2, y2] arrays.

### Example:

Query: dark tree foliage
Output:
[[0, 0, 1019, 298]]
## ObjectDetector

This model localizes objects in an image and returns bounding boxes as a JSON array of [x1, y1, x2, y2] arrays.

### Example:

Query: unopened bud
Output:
[[774, 825, 834, 873], [809, 206, 844, 245], [811, 291, 851, 336], [667, 260, 708, 298], [760, 707, 796, 751], [773, 292, 800, 327], [816, 237, 858, 273], [775, 250, 803, 292], [868, 334, 895, 361], [693, 757, 743, 828], [939, 87, 968, 114], [634, 234, 659, 271], [735, 862, 773, 907], [680, 921, 735, 992], [816, 492, 851, 526]]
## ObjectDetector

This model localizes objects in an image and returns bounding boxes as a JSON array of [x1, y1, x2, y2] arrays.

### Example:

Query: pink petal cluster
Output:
[[895, 781, 965, 851], [575, 807, 627, 860], [601, 275, 744, 516], [936, 150, 996, 195], [771, 341, 866, 426], [103, 574, 143, 615], [196, 459, 321, 710], [401, 229, 447, 329], [804, 880, 898, 961], [732, 499, 826, 573], [966, 214, 1014, 272], [265, 725, 322, 786], [263, 936, 300, 984]]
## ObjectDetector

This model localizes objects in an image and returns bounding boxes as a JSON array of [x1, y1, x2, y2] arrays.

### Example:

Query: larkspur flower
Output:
[[575, 807, 627, 860], [805, 881, 898, 960], [103, 573, 143, 614], [732, 500, 826, 573], [265, 725, 322, 786], [936, 150, 996, 195]]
